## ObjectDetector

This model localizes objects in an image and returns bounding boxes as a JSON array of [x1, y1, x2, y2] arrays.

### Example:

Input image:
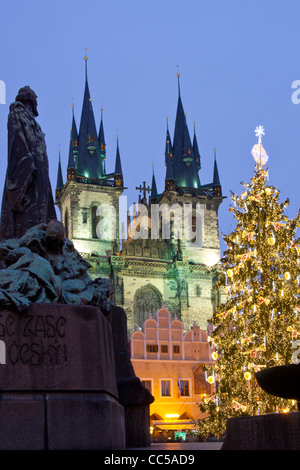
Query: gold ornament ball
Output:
[[267, 237, 275, 246], [244, 372, 252, 380], [207, 376, 215, 384]]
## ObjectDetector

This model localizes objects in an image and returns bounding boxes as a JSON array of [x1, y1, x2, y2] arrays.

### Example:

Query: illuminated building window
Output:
[[147, 344, 158, 353], [191, 216, 197, 241], [82, 208, 88, 224], [91, 205, 100, 239], [161, 380, 171, 397], [179, 379, 190, 397], [173, 345, 180, 354], [141, 380, 152, 393], [195, 285, 201, 297], [161, 345, 168, 353]]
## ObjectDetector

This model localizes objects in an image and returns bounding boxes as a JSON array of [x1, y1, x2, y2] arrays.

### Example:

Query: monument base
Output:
[[124, 404, 152, 448], [0, 303, 126, 450], [0, 392, 124, 450], [221, 412, 300, 450], [108, 306, 154, 448]]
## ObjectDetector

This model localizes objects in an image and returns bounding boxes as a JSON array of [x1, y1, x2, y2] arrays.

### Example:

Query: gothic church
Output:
[[55, 56, 225, 334]]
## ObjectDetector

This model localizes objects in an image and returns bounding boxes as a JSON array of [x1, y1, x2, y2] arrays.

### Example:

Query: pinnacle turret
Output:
[[68, 105, 78, 169], [212, 148, 222, 196], [151, 165, 158, 201], [193, 123, 201, 172], [56, 149, 63, 199], [98, 107, 106, 163], [165, 73, 200, 189], [114, 136, 123, 187]]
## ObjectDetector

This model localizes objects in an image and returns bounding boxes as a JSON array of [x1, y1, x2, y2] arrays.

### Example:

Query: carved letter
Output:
[[0, 340, 5, 364]]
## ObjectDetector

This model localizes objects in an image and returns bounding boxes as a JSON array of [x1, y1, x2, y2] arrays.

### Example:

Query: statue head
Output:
[[45, 219, 65, 253], [15, 86, 38, 117]]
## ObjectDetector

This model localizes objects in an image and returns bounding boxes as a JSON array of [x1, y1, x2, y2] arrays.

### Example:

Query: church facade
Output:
[[55, 56, 225, 334]]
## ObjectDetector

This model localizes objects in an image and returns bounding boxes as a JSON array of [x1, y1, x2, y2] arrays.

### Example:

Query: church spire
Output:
[[213, 148, 222, 196], [68, 104, 78, 169], [165, 117, 173, 166], [168, 72, 201, 189], [115, 135, 122, 174], [77, 53, 103, 179], [98, 106, 106, 163], [165, 115, 175, 190], [67, 127, 75, 170], [84, 48, 88, 81], [213, 148, 220, 186], [177, 67, 181, 98], [150, 163, 158, 201], [114, 135, 123, 187], [56, 148, 63, 199], [165, 150, 176, 192], [182, 113, 193, 166], [193, 122, 201, 172]]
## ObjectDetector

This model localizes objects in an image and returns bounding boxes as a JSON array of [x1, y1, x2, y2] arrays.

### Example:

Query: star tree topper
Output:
[[251, 125, 268, 167]]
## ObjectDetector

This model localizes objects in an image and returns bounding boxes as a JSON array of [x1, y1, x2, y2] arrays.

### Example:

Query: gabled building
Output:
[[130, 306, 215, 441], [56, 57, 225, 334]]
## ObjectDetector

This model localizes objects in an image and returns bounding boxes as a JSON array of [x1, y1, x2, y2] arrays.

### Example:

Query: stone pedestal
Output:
[[108, 305, 154, 447], [0, 303, 125, 450], [221, 412, 300, 450]]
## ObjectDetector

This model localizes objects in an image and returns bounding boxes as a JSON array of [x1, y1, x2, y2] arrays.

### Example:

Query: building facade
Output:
[[56, 56, 225, 334], [130, 306, 215, 441]]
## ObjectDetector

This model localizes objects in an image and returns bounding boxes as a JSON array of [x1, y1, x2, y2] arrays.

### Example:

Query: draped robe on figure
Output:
[[0, 100, 56, 240]]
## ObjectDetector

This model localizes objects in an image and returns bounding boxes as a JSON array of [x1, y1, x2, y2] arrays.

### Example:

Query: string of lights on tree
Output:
[[198, 126, 300, 439]]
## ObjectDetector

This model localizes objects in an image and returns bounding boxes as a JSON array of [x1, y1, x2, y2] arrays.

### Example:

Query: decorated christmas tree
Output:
[[198, 126, 300, 439]]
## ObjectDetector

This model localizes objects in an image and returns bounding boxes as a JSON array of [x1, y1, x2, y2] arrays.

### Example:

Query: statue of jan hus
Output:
[[0, 86, 56, 240]]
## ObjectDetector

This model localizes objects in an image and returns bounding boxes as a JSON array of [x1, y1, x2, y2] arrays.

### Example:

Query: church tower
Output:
[[156, 73, 222, 266], [55, 54, 124, 277], [119, 73, 224, 332], [56, 62, 224, 334]]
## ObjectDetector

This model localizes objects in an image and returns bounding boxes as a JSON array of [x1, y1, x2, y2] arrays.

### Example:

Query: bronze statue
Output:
[[0, 220, 112, 314], [0, 86, 56, 240]]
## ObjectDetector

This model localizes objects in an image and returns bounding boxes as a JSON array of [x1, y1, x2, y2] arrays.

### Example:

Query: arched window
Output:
[[91, 205, 100, 239], [64, 209, 69, 239], [134, 285, 162, 327]]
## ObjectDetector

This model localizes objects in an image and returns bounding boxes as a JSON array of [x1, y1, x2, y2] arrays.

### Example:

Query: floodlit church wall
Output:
[[122, 274, 171, 333], [61, 184, 121, 257]]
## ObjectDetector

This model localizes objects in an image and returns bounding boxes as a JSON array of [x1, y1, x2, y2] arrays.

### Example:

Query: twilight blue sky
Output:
[[0, 0, 299, 255]]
